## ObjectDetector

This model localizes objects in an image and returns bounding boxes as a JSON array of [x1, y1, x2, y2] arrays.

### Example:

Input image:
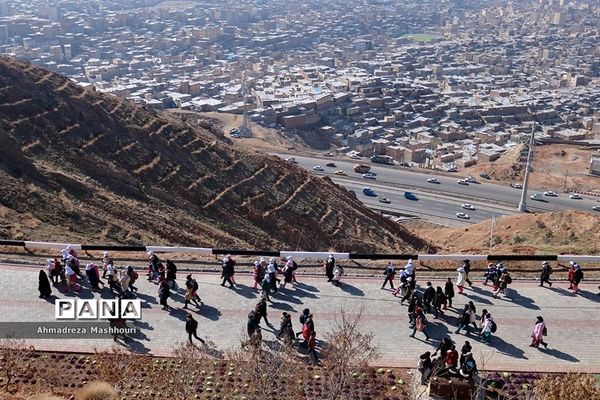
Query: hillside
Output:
[[464, 143, 600, 194], [0, 56, 427, 252], [412, 210, 600, 255]]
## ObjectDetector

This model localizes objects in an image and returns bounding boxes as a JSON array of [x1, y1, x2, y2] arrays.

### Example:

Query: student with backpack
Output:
[[127, 266, 138, 293], [493, 270, 512, 298], [455, 304, 473, 335], [409, 301, 430, 340], [296, 308, 311, 338], [530, 316, 548, 348], [481, 314, 496, 343], [183, 274, 201, 309], [166, 259, 177, 289], [444, 277, 454, 308]]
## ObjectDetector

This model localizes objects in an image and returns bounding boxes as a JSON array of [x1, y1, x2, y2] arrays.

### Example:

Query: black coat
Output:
[[186, 318, 198, 333], [38, 270, 52, 297], [444, 281, 455, 298], [423, 286, 435, 303]]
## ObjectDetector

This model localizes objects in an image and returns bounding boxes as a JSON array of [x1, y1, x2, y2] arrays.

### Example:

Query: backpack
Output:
[[292, 261, 298, 271], [132, 271, 139, 280], [542, 326, 547, 336], [192, 280, 199, 291], [490, 320, 497, 333], [505, 274, 512, 284], [299, 314, 307, 325]]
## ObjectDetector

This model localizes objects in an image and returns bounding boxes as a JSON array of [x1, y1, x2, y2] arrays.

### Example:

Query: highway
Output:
[[277, 153, 600, 225]]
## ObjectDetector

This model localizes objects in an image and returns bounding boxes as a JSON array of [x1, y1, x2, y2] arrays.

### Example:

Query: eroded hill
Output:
[[0, 56, 428, 252]]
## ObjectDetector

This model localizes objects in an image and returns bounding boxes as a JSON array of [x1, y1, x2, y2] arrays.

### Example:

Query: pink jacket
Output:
[[532, 322, 545, 340]]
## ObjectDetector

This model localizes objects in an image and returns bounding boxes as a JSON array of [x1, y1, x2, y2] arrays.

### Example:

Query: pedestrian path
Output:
[[1, 263, 599, 372]]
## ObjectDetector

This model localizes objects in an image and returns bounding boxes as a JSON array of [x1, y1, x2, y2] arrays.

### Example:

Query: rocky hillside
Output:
[[0, 56, 427, 252]]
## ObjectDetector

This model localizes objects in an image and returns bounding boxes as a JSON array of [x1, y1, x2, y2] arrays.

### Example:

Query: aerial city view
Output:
[[0, 0, 598, 399]]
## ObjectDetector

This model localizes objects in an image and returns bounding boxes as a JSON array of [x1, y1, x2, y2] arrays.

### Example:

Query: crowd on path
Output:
[[35, 248, 594, 369]]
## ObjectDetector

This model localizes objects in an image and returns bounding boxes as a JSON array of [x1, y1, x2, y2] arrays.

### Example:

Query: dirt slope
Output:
[[412, 210, 600, 255], [465, 143, 600, 194], [0, 56, 428, 252]]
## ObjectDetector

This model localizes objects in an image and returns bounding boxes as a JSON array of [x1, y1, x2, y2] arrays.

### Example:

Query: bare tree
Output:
[[0, 336, 34, 393], [320, 307, 381, 400]]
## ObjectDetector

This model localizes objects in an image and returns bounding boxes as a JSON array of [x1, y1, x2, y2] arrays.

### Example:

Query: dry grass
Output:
[[75, 382, 115, 400]]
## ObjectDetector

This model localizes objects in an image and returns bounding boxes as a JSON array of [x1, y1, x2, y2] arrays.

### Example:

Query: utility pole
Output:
[[518, 120, 536, 212]]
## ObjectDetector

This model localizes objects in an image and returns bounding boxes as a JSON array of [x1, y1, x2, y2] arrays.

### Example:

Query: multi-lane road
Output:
[[278, 153, 600, 225]]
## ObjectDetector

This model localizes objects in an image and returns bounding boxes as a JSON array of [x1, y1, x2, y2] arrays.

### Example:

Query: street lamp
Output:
[[518, 115, 537, 212]]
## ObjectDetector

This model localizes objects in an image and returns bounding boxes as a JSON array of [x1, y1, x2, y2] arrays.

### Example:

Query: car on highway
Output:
[[286, 157, 297, 164], [362, 172, 376, 179], [313, 165, 324, 171], [462, 203, 476, 210], [569, 193, 583, 200], [544, 191, 558, 197], [362, 187, 377, 196], [427, 178, 441, 184], [530, 192, 544, 201], [446, 166, 458, 172], [323, 152, 334, 157], [325, 162, 336, 167], [457, 179, 469, 185], [464, 176, 480, 184], [593, 206, 600, 212], [404, 191, 419, 201], [379, 197, 391, 204], [456, 212, 470, 219], [334, 170, 347, 176], [350, 154, 361, 159], [510, 183, 523, 189]]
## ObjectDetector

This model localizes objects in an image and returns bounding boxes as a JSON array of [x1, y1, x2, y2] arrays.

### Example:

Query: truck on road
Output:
[[354, 164, 371, 173]]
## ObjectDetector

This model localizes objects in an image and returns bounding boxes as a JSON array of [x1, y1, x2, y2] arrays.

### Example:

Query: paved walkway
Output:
[[1, 263, 599, 372]]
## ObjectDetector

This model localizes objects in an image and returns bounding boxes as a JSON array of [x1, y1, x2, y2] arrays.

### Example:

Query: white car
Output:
[[362, 173, 376, 179], [457, 179, 469, 185], [379, 197, 391, 204], [350, 154, 361, 159], [593, 206, 600, 212], [544, 191, 558, 197], [456, 212, 470, 219], [427, 178, 441, 184], [510, 183, 523, 189], [462, 203, 476, 210], [465, 176, 479, 184], [313, 166, 324, 172], [569, 193, 583, 200]]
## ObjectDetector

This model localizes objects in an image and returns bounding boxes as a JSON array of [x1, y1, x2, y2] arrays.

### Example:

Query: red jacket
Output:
[[445, 350, 458, 367]]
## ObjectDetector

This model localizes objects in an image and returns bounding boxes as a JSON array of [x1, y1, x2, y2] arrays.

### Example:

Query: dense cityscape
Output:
[[1, 0, 599, 169]]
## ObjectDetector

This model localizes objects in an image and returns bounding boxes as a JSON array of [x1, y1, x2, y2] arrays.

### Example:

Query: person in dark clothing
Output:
[[255, 298, 271, 326], [38, 269, 52, 298], [444, 278, 454, 308], [418, 351, 433, 384], [381, 262, 396, 289], [166, 260, 177, 289], [247, 310, 259, 337], [407, 294, 418, 327], [186, 314, 205, 345], [324, 255, 335, 282], [296, 308, 310, 338], [158, 280, 171, 311], [301, 314, 316, 347], [540, 261, 553, 287], [127, 266, 138, 293], [460, 341, 472, 366], [468, 301, 478, 330], [462, 259, 473, 287], [277, 312, 294, 346], [423, 281, 435, 313], [221, 255, 235, 288], [455, 304, 472, 334], [433, 287, 446, 318], [433, 337, 454, 362]]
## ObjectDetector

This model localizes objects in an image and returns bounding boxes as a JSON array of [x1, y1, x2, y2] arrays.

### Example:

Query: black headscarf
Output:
[[38, 269, 52, 297]]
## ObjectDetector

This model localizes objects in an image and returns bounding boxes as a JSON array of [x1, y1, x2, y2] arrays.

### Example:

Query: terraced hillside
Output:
[[0, 56, 428, 252]]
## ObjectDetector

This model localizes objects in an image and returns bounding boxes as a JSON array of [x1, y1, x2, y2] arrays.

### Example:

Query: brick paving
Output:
[[1, 263, 599, 372]]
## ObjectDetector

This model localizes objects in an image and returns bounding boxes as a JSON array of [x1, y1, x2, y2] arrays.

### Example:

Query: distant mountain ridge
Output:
[[0, 56, 428, 252]]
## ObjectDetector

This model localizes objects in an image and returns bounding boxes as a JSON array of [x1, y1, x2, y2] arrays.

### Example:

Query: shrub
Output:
[[75, 381, 115, 400], [513, 234, 526, 244], [535, 373, 600, 400]]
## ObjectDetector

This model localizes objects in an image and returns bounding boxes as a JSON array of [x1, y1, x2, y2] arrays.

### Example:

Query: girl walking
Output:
[[456, 266, 466, 295], [530, 316, 548, 348]]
